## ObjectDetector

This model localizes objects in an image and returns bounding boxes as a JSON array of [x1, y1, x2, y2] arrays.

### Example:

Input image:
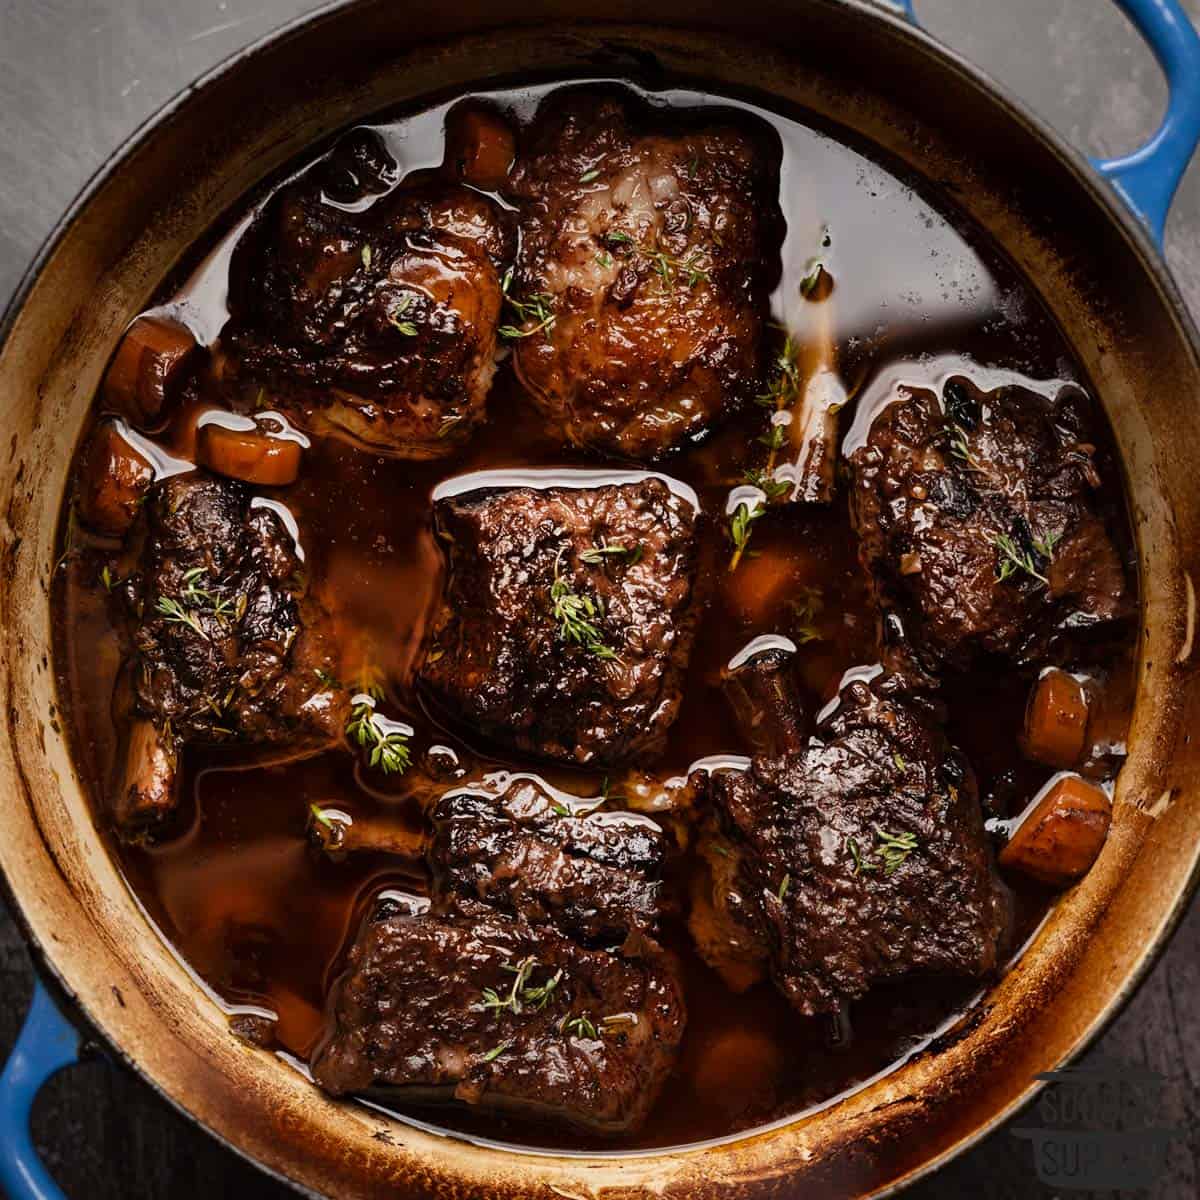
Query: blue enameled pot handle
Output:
[[0, 982, 79, 1200], [1093, 0, 1200, 244], [894, 0, 1200, 248]]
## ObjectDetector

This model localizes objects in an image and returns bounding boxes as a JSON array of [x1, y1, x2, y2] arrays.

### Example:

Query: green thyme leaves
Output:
[[481, 957, 563, 1017], [387, 295, 419, 337], [874, 826, 919, 874], [728, 500, 765, 572], [987, 528, 1060, 587], [480, 1040, 512, 1063], [154, 596, 209, 640], [550, 550, 617, 660], [346, 698, 411, 775], [499, 268, 556, 340], [847, 825, 919, 877], [561, 1013, 598, 1040], [600, 230, 709, 291], [154, 566, 247, 642], [579, 540, 642, 566]]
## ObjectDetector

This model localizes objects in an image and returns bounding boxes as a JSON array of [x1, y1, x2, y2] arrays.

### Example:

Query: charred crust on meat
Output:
[[698, 674, 1009, 1016], [504, 85, 784, 459], [109, 473, 347, 839], [310, 906, 685, 1134], [430, 777, 670, 944], [418, 476, 702, 767], [224, 129, 516, 458], [849, 378, 1130, 681]]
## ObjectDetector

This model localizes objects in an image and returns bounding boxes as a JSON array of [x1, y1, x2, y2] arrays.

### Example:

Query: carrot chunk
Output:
[[999, 774, 1111, 887], [77, 421, 154, 536], [444, 105, 515, 191], [724, 547, 800, 625], [102, 315, 196, 428], [1022, 668, 1091, 768], [197, 419, 302, 486]]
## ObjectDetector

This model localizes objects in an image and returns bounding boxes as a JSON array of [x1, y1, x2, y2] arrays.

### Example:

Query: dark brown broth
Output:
[[52, 76, 1136, 1153]]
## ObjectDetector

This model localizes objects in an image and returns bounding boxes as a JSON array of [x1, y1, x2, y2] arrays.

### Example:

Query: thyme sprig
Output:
[[480, 1040, 512, 1064], [728, 500, 765, 572], [946, 421, 987, 473], [988, 529, 1060, 587], [873, 826, 919, 875], [848, 826, 919, 877], [154, 566, 246, 639], [179, 566, 246, 623], [561, 1013, 598, 1040], [550, 550, 617, 660], [580, 540, 643, 566], [388, 295, 419, 337], [346, 698, 411, 774], [847, 837, 876, 875], [499, 268, 556, 340], [726, 332, 805, 571], [602, 230, 710, 291], [755, 334, 801, 461], [154, 596, 209, 640], [481, 957, 564, 1016]]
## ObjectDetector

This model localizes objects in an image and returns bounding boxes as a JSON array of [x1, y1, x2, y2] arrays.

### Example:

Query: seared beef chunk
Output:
[[505, 88, 783, 458], [114, 473, 345, 837], [419, 476, 701, 766], [430, 777, 668, 943], [225, 129, 514, 458], [849, 378, 1129, 681], [311, 903, 686, 1134], [701, 675, 1008, 1015]]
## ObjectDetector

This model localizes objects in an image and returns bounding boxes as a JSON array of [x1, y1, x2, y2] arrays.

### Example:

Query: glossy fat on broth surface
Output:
[[52, 77, 1136, 1152]]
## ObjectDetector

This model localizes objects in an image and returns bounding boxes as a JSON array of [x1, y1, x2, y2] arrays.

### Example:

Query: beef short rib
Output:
[[311, 902, 685, 1135], [430, 776, 669, 944], [114, 473, 345, 837], [505, 86, 783, 458], [225, 128, 514, 458], [701, 674, 1008, 1015], [849, 377, 1129, 681], [418, 474, 701, 766]]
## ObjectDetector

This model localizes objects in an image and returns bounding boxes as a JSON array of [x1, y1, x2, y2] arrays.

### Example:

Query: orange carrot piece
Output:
[[102, 315, 196, 428], [999, 774, 1111, 887], [445, 105, 515, 191], [724, 548, 800, 625], [77, 421, 154, 537], [1022, 668, 1090, 768], [197, 421, 302, 486]]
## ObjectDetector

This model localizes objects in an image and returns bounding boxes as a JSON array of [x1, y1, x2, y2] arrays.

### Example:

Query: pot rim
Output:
[[2, 2, 1198, 1196]]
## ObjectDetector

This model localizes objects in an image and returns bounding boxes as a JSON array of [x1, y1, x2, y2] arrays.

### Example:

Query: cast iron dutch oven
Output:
[[1, 1, 1199, 1196]]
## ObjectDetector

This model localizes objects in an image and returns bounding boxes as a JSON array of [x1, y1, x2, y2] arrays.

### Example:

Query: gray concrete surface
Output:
[[1, 0, 1198, 1195]]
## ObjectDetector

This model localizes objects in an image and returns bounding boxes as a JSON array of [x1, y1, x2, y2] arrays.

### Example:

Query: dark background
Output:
[[2, 0, 1199, 1195]]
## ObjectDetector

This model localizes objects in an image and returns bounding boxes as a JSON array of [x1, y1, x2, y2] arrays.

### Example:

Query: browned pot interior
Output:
[[2, 3, 1199, 1197]]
